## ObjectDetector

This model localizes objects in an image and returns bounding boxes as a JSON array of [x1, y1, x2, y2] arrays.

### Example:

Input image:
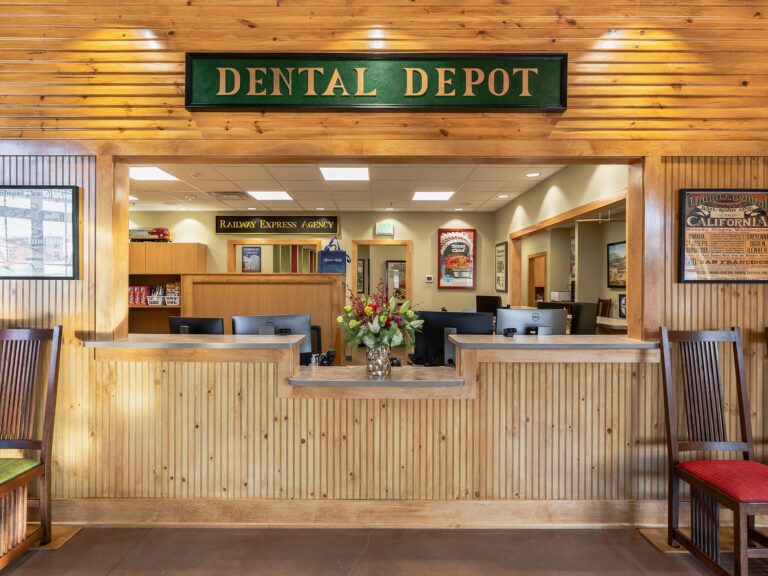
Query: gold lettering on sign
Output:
[[354, 67, 377, 97], [463, 68, 485, 96], [488, 68, 510, 97], [322, 68, 350, 97], [436, 67, 456, 97], [246, 67, 267, 96], [271, 67, 294, 96], [298, 67, 324, 96], [512, 67, 539, 97], [404, 67, 428, 97], [216, 67, 241, 96]]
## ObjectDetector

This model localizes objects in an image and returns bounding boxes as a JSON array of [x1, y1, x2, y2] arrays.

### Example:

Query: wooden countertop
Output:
[[449, 334, 656, 349], [289, 365, 463, 387], [82, 333, 305, 349]]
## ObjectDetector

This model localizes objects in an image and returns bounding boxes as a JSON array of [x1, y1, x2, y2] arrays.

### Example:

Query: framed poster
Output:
[[678, 189, 768, 283], [356, 259, 366, 293], [241, 245, 262, 272], [495, 242, 508, 292], [607, 241, 627, 288], [438, 228, 476, 289], [0, 186, 79, 279], [386, 260, 407, 302], [618, 294, 627, 319]]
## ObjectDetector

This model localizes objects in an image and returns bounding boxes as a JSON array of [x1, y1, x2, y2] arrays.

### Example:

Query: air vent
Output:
[[208, 191, 249, 201]]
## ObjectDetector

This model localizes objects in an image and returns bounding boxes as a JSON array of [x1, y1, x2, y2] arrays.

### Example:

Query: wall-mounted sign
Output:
[[0, 186, 79, 279], [495, 241, 508, 292], [438, 228, 476, 289], [241, 246, 262, 273], [216, 214, 339, 235], [678, 189, 768, 283], [374, 221, 395, 236], [186, 53, 567, 111]]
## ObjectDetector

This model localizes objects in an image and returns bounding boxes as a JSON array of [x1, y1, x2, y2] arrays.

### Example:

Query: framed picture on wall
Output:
[[495, 241, 507, 292], [386, 260, 406, 302], [241, 246, 262, 273], [618, 293, 627, 319], [0, 186, 79, 279], [607, 241, 627, 288], [678, 188, 768, 283], [438, 228, 476, 289], [356, 259, 366, 293]]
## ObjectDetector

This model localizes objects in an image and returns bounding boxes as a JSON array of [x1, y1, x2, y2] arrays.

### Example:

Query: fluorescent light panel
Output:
[[129, 167, 178, 181], [320, 167, 369, 181], [412, 191, 454, 201], [526, 171, 542, 178], [247, 191, 293, 201]]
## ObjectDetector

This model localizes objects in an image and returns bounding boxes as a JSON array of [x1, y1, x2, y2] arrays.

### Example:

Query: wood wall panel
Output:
[[1, 2, 768, 144]]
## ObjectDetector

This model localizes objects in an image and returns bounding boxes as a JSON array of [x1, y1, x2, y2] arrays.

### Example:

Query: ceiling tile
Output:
[[280, 180, 328, 193], [370, 165, 423, 181], [160, 164, 225, 181], [186, 180, 240, 192], [265, 164, 322, 181], [370, 181, 417, 193], [213, 165, 272, 180], [420, 165, 475, 180], [232, 180, 281, 192], [324, 181, 370, 192], [458, 180, 507, 193], [468, 165, 526, 180]]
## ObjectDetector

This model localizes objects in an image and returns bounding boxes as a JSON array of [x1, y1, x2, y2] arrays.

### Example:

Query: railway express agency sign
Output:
[[185, 53, 567, 111]]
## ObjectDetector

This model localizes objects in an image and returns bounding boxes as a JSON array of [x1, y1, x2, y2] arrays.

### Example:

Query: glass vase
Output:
[[366, 345, 391, 380]]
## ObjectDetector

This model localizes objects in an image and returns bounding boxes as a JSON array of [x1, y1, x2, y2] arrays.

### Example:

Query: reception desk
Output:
[[71, 332, 665, 528]]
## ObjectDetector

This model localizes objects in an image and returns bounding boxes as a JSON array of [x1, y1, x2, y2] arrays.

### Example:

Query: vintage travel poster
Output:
[[679, 189, 768, 282], [495, 241, 507, 292], [438, 228, 476, 289]]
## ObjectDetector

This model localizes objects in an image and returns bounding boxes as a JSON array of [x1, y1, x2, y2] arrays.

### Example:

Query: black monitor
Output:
[[537, 302, 568, 310], [412, 311, 494, 367], [232, 314, 312, 356], [169, 316, 224, 335], [570, 302, 598, 335], [496, 308, 567, 336], [476, 295, 502, 316]]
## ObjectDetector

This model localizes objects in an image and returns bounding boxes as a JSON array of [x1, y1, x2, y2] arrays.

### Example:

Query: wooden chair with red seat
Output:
[[660, 326, 768, 576], [0, 326, 62, 570]]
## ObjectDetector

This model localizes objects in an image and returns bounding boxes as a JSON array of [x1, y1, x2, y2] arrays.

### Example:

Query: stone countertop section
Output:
[[449, 334, 658, 350], [82, 334, 305, 350]]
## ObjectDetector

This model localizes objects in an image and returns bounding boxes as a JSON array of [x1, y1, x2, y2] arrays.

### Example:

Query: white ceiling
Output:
[[128, 163, 565, 212]]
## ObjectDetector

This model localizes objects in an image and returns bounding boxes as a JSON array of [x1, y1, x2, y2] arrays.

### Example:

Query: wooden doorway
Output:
[[527, 252, 547, 307], [351, 240, 413, 302]]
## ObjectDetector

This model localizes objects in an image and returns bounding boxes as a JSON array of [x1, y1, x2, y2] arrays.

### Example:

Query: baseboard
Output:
[[53, 498, 671, 528]]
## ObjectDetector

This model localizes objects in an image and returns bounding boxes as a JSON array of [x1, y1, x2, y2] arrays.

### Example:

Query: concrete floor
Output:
[[3, 527, 722, 575]]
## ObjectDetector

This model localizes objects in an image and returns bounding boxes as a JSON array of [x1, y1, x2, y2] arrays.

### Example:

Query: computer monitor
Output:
[[412, 311, 494, 366], [476, 295, 502, 316], [570, 302, 598, 335], [537, 302, 568, 310], [496, 308, 567, 336], [169, 316, 224, 335], [232, 314, 312, 356]]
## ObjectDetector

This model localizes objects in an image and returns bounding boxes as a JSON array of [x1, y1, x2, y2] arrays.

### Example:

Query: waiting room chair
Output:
[[0, 326, 62, 570], [660, 326, 768, 575], [597, 298, 612, 318]]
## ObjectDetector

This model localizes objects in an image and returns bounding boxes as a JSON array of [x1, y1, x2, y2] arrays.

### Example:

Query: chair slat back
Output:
[[0, 328, 61, 458], [660, 327, 753, 464]]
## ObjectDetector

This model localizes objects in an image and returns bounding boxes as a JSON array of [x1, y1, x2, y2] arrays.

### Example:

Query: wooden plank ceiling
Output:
[[0, 1, 767, 142]]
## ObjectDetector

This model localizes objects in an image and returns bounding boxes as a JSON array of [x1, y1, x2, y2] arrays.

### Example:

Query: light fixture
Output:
[[453, 208, 464, 212], [315, 207, 326, 211], [385, 207, 395, 212], [129, 167, 178, 181], [412, 191, 454, 201], [129, 195, 138, 201], [525, 171, 542, 178], [247, 207, 257, 211], [319, 166, 369, 181], [497, 194, 509, 199], [247, 191, 293, 201]]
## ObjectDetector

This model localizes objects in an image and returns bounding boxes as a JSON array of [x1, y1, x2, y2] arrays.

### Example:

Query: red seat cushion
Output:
[[679, 460, 768, 502]]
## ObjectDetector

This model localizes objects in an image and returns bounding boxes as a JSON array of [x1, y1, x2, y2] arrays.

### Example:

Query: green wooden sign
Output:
[[186, 53, 566, 111]]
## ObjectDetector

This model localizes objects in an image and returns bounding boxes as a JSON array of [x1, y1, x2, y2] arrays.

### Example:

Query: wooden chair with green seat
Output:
[[0, 326, 62, 570]]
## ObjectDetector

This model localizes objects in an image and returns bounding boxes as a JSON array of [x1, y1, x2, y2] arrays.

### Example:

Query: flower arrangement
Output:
[[337, 280, 423, 350]]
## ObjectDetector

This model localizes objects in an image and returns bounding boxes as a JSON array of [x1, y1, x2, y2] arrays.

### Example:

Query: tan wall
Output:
[[130, 211, 497, 312]]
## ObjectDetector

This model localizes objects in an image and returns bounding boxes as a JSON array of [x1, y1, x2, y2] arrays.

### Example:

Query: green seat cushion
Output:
[[0, 458, 41, 484]]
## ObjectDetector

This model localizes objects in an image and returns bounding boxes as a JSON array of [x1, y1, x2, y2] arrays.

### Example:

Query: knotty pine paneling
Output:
[[1, 2, 768, 142], [0, 155, 96, 499]]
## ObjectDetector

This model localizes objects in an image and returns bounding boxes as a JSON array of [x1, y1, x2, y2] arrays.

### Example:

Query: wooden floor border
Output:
[[54, 499, 670, 528]]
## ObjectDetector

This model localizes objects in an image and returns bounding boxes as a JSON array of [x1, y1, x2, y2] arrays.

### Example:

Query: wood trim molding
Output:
[[226, 238, 323, 273], [53, 498, 672, 528], [508, 189, 628, 241], [351, 239, 413, 302]]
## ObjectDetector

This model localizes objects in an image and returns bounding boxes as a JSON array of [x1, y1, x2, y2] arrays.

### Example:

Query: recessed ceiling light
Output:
[[129, 167, 178, 181], [315, 207, 326, 211], [497, 194, 510, 199], [453, 208, 464, 212], [385, 207, 395, 212], [319, 167, 369, 181], [247, 191, 293, 201], [129, 195, 138, 201], [247, 207, 257, 211], [413, 191, 454, 201], [526, 171, 542, 178]]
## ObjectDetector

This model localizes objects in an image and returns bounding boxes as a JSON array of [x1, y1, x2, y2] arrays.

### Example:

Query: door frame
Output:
[[527, 251, 548, 307], [351, 239, 413, 302]]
